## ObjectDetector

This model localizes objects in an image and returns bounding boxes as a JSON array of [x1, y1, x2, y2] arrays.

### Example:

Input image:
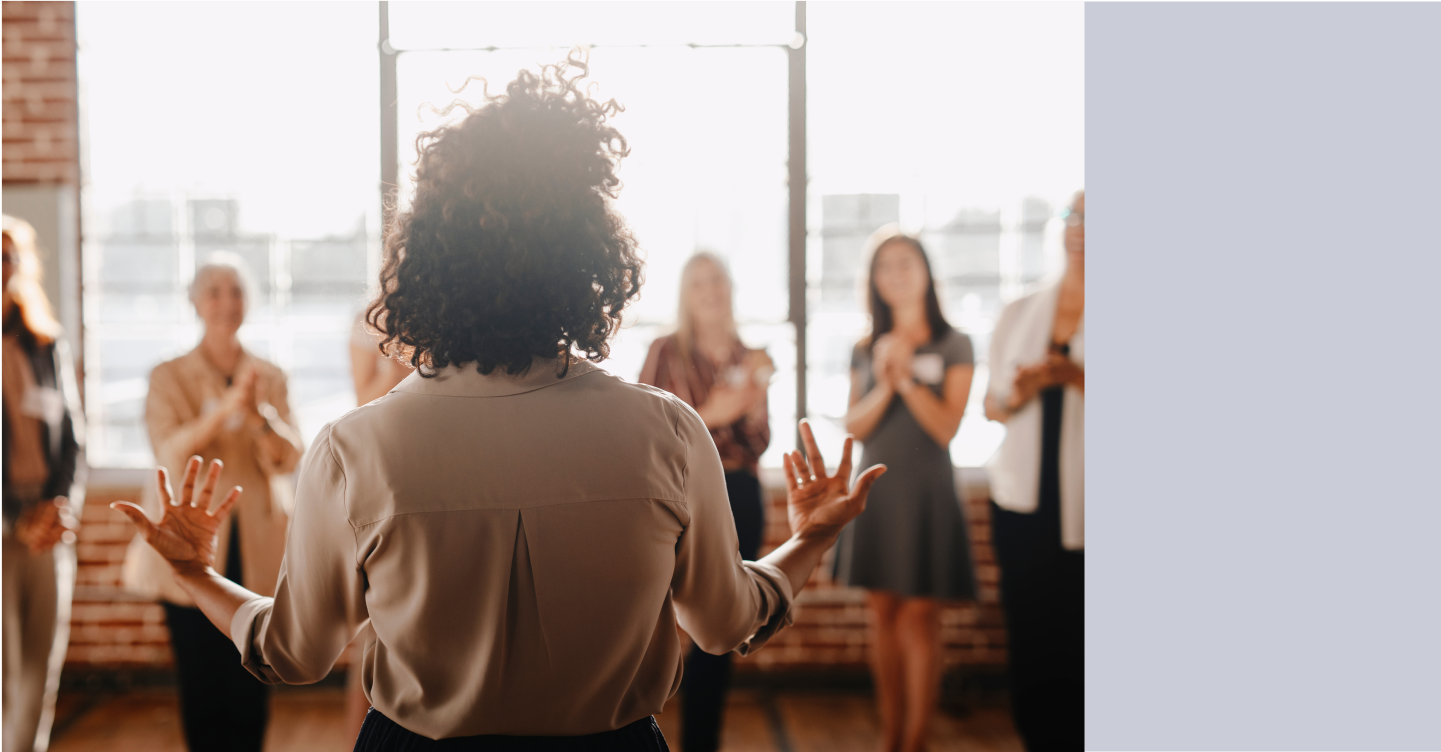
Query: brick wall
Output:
[[2, 1, 80, 185], [67, 481, 1005, 675], [67, 488, 172, 668]]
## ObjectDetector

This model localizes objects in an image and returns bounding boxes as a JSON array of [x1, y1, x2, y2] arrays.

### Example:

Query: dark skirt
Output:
[[834, 443, 977, 601], [353, 709, 669, 752]]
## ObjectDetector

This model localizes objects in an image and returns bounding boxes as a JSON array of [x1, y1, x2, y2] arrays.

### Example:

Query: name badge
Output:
[[21, 386, 65, 425], [912, 353, 945, 385]]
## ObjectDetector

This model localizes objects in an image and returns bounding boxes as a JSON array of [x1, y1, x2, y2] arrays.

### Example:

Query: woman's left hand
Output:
[[111, 456, 242, 574], [783, 421, 886, 542], [1044, 353, 1084, 390]]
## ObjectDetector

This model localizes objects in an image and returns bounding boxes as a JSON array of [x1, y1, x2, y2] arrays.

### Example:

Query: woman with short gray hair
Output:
[[123, 252, 303, 752]]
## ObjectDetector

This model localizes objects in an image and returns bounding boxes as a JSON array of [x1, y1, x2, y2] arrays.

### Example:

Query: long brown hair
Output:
[[863, 224, 950, 353], [674, 251, 742, 366], [2, 214, 61, 345]]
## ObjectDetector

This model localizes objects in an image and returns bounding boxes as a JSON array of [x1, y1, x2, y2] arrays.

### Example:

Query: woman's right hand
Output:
[[111, 456, 242, 575], [782, 420, 886, 542]]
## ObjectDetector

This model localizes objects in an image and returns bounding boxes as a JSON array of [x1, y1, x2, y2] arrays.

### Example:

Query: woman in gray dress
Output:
[[838, 226, 976, 752]]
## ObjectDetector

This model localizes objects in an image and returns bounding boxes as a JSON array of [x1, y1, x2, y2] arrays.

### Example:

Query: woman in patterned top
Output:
[[639, 252, 772, 752]]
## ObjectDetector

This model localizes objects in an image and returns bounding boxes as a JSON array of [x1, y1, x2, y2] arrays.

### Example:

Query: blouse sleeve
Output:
[[987, 302, 1019, 401], [668, 397, 794, 655], [942, 330, 975, 368], [230, 426, 367, 684]]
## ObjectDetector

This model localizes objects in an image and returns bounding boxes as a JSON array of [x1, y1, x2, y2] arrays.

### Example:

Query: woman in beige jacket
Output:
[[125, 252, 302, 752]]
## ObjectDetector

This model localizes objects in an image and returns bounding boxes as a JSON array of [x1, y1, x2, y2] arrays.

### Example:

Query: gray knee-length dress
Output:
[[834, 329, 978, 600]]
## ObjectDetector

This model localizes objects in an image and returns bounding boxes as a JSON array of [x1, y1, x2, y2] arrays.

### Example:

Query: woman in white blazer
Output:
[[984, 190, 1084, 752]]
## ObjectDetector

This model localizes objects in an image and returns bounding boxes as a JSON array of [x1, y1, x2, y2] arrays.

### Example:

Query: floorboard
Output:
[[47, 686, 1021, 752]]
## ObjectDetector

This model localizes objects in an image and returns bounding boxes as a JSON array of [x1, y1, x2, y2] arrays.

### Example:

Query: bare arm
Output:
[[895, 364, 974, 446], [844, 368, 894, 441]]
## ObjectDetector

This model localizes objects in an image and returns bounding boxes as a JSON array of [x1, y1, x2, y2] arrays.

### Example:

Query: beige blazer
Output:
[[229, 359, 794, 738], [122, 348, 302, 604]]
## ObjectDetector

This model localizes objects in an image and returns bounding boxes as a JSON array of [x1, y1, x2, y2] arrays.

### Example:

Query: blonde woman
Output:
[[639, 252, 773, 752], [124, 253, 303, 752], [3, 215, 85, 752]]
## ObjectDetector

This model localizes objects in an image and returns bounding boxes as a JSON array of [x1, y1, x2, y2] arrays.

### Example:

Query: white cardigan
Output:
[[987, 280, 1085, 550]]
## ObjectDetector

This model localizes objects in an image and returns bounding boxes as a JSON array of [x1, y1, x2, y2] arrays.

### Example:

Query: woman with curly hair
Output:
[[113, 53, 885, 751]]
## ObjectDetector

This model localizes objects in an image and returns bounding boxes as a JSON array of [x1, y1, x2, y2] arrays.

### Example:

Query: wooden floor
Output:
[[48, 686, 1023, 752]]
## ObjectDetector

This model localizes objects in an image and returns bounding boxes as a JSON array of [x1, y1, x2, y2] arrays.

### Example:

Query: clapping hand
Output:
[[219, 366, 260, 420], [1009, 353, 1084, 410], [782, 421, 886, 541], [872, 335, 914, 390], [111, 457, 242, 574], [15, 498, 78, 553]]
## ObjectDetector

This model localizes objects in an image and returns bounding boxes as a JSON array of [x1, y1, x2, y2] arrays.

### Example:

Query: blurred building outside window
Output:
[[76, 3, 380, 467]]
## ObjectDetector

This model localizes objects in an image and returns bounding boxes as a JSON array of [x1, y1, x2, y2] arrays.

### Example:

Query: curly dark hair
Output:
[[368, 51, 643, 377]]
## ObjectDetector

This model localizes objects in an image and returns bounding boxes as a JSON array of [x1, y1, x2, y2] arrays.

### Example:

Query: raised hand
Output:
[[111, 456, 242, 574], [782, 420, 886, 541]]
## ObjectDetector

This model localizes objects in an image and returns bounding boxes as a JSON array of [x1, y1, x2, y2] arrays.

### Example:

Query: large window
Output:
[[390, 3, 799, 464], [77, 3, 379, 466], [805, 2, 1085, 465], [76, 2, 1081, 471]]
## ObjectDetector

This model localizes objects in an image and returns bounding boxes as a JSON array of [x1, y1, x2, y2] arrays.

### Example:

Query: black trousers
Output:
[[162, 519, 270, 752], [991, 504, 1084, 752], [990, 386, 1083, 752], [681, 470, 764, 752], [354, 709, 670, 751]]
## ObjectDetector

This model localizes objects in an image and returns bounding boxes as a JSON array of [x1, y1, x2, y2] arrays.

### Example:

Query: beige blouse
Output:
[[228, 359, 794, 738], [124, 348, 302, 605]]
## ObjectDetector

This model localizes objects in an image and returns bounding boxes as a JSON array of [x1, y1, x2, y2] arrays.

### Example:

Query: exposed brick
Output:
[[2, 1, 79, 186]]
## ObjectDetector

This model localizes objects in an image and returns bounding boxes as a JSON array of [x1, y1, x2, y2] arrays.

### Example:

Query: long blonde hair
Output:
[[674, 251, 741, 365], [1, 214, 61, 345]]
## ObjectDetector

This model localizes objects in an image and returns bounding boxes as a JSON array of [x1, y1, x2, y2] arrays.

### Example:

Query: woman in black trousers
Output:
[[984, 190, 1086, 752]]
